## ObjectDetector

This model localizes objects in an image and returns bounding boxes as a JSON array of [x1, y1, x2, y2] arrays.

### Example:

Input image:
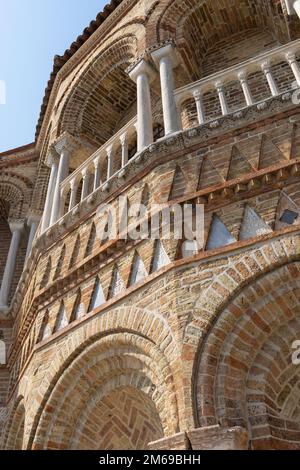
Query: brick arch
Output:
[[193, 262, 300, 449], [3, 397, 25, 450], [57, 35, 138, 145], [0, 172, 32, 218], [30, 332, 179, 449], [146, 0, 288, 80]]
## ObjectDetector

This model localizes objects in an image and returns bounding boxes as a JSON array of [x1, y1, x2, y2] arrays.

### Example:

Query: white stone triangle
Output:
[[42, 323, 51, 341], [152, 240, 170, 272], [89, 279, 105, 311], [73, 294, 86, 320], [110, 268, 125, 297], [206, 216, 236, 250], [130, 254, 147, 286], [55, 303, 68, 331], [239, 205, 272, 241]]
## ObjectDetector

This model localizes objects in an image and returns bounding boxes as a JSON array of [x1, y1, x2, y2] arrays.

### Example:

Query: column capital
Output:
[[120, 132, 128, 146], [286, 51, 297, 64], [151, 43, 179, 69], [128, 58, 156, 83], [46, 147, 60, 168], [193, 88, 203, 100], [69, 178, 79, 189], [237, 70, 248, 81], [27, 212, 41, 226], [215, 81, 225, 91], [261, 60, 271, 72], [54, 132, 80, 156], [8, 219, 24, 233], [106, 144, 115, 157], [93, 155, 101, 167]]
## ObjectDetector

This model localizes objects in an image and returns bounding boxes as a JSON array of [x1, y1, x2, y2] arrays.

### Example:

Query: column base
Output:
[[148, 426, 249, 450]]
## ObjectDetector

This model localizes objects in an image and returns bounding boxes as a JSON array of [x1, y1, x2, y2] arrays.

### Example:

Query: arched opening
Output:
[[73, 386, 163, 450], [31, 333, 178, 450], [57, 37, 140, 172], [194, 262, 300, 450], [0, 202, 12, 288], [4, 399, 25, 450]]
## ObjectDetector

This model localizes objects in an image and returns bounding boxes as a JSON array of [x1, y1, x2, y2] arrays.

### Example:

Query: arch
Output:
[[3, 397, 25, 450], [57, 35, 139, 147], [193, 259, 300, 449], [28, 305, 181, 449], [146, 0, 290, 80], [30, 332, 179, 449]]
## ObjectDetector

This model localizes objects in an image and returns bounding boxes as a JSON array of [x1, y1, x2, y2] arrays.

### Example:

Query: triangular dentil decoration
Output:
[[89, 278, 105, 312], [109, 267, 126, 298], [71, 291, 86, 321], [239, 205, 272, 241], [206, 216, 236, 250], [69, 235, 81, 269], [151, 240, 170, 273], [129, 253, 147, 286], [54, 302, 68, 332]]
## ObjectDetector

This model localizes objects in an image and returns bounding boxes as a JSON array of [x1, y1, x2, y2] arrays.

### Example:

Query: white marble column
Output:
[[294, 0, 300, 18], [93, 157, 102, 191], [41, 150, 59, 233], [287, 52, 300, 87], [25, 214, 40, 260], [120, 133, 129, 167], [50, 135, 78, 225], [261, 62, 279, 97], [285, 0, 300, 18], [216, 81, 229, 115], [129, 59, 155, 152], [81, 168, 90, 201], [238, 71, 254, 106], [151, 44, 181, 136], [0, 220, 24, 309], [193, 89, 206, 125]]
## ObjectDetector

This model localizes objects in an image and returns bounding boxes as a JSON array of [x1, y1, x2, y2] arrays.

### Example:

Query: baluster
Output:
[[69, 179, 78, 211], [81, 168, 90, 201], [193, 89, 205, 125], [261, 61, 279, 96], [93, 157, 101, 191], [120, 133, 129, 167], [286, 52, 300, 87], [107, 145, 114, 180], [215, 81, 229, 116], [238, 71, 254, 106]]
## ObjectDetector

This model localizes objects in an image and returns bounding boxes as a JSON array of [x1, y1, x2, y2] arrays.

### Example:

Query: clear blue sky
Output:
[[0, 0, 107, 152]]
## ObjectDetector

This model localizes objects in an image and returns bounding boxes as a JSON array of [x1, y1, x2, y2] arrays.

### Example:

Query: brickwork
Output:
[[1, 0, 300, 451]]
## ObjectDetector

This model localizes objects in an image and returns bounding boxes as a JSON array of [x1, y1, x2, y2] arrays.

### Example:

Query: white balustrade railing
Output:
[[57, 40, 300, 222], [174, 39, 300, 126], [59, 117, 137, 217]]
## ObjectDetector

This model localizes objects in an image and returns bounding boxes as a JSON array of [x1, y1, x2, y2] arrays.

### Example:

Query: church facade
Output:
[[1, 0, 300, 450]]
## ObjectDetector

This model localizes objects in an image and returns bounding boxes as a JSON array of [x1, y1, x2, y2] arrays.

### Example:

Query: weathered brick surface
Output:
[[2, 0, 300, 451]]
